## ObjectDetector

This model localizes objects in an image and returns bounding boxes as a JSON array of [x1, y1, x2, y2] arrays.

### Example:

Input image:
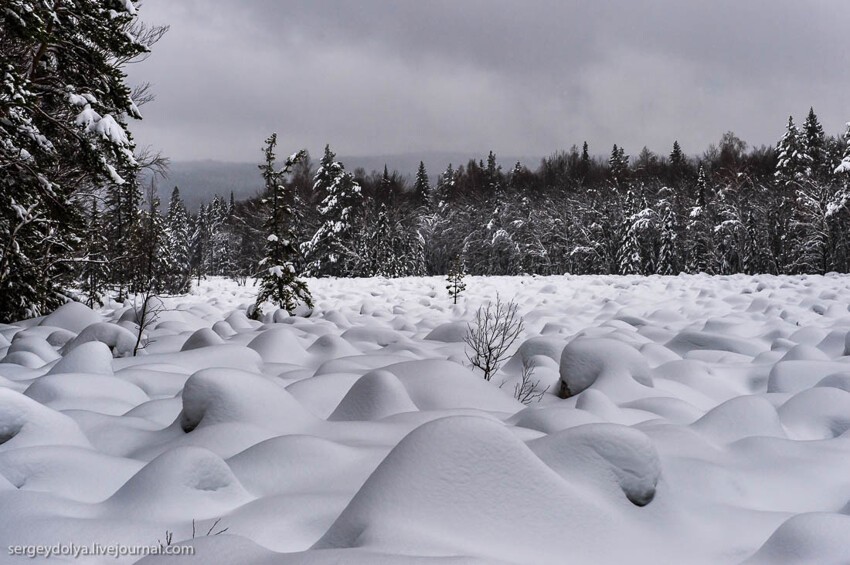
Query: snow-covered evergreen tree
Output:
[[446, 256, 467, 304], [80, 197, 110, 308], [803, 108, 826, 177], [608, 144, 629, 184], [657, 192, 680, 275], [775, 116, 811, 185], [253, 134, 312, 318], [302, 145, 363, 276], [0, 0, 149, 320], [835, 122, 850, 175], [685, 166, 714, 273], [190, 205, 210, 284], [413, 161, 431, 207], [165, 187, 192, 293], [432, 163, 457, 209]]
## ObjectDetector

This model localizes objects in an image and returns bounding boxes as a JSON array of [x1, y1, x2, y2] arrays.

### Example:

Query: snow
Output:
[[2, 274, 850, 563]]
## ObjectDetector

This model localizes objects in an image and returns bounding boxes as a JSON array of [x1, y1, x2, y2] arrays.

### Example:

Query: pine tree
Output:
[[803, 108, 826, 177], [432, 163, 456, 208], [775, 116, 811, 185], [80, 197, 110, 308], [670, 141, 685, 168], [608, 144, 629, 184], [302, 145, 363, 276], [686, 166, 714, 273], [165, 187, 191, 293], [0, 1, 149, 321], [657, 197, 680, 275], [253, 134, 312, 318], [129, 185, 172, 295], [578, 141, 591, 181], [446, 256, 467, 304], [105, 180, 143, 300], [190, 205, 210, 284], [835, 122, 850, 175], [413, 161, 431, 206], [485, 151, 503, 195]]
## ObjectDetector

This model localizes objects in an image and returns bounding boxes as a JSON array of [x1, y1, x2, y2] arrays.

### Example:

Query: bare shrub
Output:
[[509, 357, 549, 404], [464, 295, 524, 381], [132, 292, 165, 356]]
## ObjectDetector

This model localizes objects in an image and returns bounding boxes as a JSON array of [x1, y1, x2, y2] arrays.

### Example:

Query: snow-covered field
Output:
[[2, 274, 850, 564]]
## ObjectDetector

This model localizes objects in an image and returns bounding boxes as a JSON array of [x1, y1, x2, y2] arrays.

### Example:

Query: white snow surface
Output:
[[2, 274, 850, 563]]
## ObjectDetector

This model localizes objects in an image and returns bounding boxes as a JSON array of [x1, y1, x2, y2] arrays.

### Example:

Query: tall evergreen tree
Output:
[[775, 116, 811, 185], [253, 134, 312, 318], [0, 0, 149, 321], [608, 144, 629, 184], [302, 145, 363, 276], [80, 197, 110, 308], [835, 122, 850, 175], [803, 107, 826, 177], [165, 187, 192, 293], [413, 161, 431, 206]]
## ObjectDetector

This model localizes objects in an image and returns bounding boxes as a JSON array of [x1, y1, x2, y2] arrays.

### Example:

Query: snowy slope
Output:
[[2, 274, 850, 564]]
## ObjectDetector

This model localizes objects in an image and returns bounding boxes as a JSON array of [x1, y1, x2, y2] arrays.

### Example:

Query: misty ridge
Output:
[[145, 152, 539, 211]]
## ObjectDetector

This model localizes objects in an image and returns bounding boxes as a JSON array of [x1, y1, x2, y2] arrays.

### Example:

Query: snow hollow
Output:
[[2, 274, 850, 564]]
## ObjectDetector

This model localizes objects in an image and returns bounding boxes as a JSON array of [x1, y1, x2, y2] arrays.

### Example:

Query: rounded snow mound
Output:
[[691, 395, 787, 444], [0, 388, 92, 451], [7, 335, 60, 364], [228, 435, 369, 496], [24, 373, 148, 415], [815, 373, 850, 393], [744, 512, 850, 565], [314, 415, 631, 562], [666, 330, 764, 357], [558, 338, 653, 398], [179, 368, 315, 433], [329, 370, 418, 421], [181, 328, 225, 351], [779, 344, 830, 362], [383, 360, 524, 413], [247, 327, 309, 365], [307, 334, 361, 358], [39, 301, 101, 333], [342, 326, 404, 346], [104, 446, 252, 520], [423, 321, 469, 343], [61, 322, 136, 357], [529, 423, 661, 506], [47, 341, 113, 375], [504, 336, 566, 372], [777, 387, 850, 440]]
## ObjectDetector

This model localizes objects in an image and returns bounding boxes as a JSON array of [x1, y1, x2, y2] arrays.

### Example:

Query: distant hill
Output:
[[145, 151, 541, 211]]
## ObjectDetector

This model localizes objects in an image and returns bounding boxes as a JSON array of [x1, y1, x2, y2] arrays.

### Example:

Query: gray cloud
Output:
[[128, 0, 850, 164]]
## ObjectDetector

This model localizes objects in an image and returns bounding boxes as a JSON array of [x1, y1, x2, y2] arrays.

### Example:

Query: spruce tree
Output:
[[578, 141, 591, 181], [835, 122, 850, 175], [80, 197, 110, 308], [190, 205, 210, 284], [608, 144, 629, 184], [803, 108, 826, 177], [446, 256, 467, 304], [165, 187, 192, 293], [775, 116, 810, 185], [670, 141, 685, 168], [253, 134, 312, 318], [302, 145, 363, 276], [413, 161, 431, 206], [0, 1, 149, 321]]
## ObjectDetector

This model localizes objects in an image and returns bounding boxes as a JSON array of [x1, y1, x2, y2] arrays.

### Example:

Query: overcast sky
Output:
[[127, 0, 849, 164]]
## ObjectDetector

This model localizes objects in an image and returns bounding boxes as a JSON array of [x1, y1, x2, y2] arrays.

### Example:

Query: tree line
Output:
[[3, 2, 850, 322], [173, 109, 850, 295]]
